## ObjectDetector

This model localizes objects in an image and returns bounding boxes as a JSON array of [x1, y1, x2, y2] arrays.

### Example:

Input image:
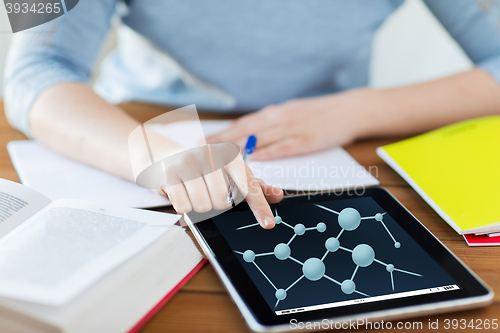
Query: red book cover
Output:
[[127, 258, 208, 333], [463, 234, 500, 247]]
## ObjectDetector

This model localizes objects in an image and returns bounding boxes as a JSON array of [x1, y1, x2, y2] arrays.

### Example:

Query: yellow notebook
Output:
[[377, 116, 500, 234]]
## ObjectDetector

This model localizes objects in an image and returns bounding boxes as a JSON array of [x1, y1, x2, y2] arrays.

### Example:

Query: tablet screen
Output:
[[211, 196, 459, 316]]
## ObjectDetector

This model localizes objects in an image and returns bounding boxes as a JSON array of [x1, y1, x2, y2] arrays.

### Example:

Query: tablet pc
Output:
[[185, 187, 493, 332]]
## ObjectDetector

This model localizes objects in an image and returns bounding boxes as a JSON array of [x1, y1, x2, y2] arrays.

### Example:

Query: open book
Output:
[[0, 178, 204, 333]]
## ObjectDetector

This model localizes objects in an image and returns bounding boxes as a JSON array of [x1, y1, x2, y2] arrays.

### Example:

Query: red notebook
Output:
[[463, 234, 500, 247], [128, 258, 207, 333]]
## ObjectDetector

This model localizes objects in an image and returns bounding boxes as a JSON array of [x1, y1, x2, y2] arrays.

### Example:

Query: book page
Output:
[[0, 199, 180, 306], [148, 120, 380, 191], [0, 178, 51, 239]]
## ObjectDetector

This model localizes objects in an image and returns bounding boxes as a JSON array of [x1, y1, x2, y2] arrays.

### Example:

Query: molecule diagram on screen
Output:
[[234, 204, 422, 308]]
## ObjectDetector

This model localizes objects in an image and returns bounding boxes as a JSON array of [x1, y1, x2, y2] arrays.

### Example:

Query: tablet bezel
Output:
[[186, 187, 492, 331]]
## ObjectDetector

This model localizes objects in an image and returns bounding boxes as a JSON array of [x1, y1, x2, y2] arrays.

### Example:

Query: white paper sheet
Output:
[[0, 199, 180, 306]]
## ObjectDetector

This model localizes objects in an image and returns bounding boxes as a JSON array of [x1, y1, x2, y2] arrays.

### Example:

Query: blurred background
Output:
[[0, 0, 480, 98]]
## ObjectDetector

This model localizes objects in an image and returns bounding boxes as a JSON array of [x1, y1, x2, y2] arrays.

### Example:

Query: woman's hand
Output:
[[160, 144, 283, 229], [206, 89, 378, 160]]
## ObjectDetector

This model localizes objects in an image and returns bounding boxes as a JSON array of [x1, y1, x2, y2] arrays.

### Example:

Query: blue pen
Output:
[[226, 135, 257, 204]]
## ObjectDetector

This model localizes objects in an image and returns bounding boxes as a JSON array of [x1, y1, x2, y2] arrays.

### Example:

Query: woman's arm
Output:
[[30, 82, 157, 181], [29, 82, 282, 227], [363, 68, 500, 137], [206, 69, 500, 160], [3, 0, 117, 137]]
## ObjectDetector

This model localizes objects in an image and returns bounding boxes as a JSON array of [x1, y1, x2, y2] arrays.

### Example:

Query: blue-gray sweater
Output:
[[5, 0, 500, 137]]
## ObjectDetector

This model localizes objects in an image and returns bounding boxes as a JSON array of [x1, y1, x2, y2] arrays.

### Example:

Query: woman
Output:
[[5, 0, 500, 228]]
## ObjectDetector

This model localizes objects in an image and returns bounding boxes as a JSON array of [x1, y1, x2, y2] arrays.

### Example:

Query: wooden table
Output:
[[1, 101, 499, 333]]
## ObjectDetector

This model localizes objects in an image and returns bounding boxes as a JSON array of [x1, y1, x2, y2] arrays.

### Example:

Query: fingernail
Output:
[[262, 216, 275, 229]]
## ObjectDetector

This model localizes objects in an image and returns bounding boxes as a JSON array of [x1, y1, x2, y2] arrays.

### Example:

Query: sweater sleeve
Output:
[[3, 0, 118, 137], [424, 0, 500, 84]]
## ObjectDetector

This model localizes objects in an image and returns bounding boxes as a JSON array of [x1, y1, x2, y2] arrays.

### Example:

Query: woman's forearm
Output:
[[362, 69, 500, 138], [28, 82, 283, 224], [29, 82, 181, 182]]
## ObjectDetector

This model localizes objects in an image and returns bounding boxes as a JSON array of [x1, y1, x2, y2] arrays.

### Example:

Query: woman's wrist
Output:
[[338, 87, 396, 141]]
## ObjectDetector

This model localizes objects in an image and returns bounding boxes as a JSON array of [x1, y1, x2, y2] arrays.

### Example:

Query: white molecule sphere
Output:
[[316, 222, 326, 233], [243, 250, 255, 263], [275, 215, 282, 224], [302, 258, 325, 281], [338, 208, 361, 231], [386, 264, 395, 272], [275, 289, 287, 300], [394, 242, 401, 249], [294, 223, 306, 235], [341, 279, 356, 294], [375, 213, 383, 221], [274, 243, 291, 260], [352, 244, 375, 267], [325, 237, 340, 252]]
